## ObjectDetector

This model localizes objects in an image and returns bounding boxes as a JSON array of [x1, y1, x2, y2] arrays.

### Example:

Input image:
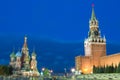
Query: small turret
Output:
[[15, 51, 22, 70], [32, 48, 36, 59], [30, 49, 37, 71], [10, 51, 16, 67], [16, 51, 22, 57], [103, 35, 106, 42], [23, 36, 28, 49], [32, 51, 36, 57], [10, 51, 15, 59]]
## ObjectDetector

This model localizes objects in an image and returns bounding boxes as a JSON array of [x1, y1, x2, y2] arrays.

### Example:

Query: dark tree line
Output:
[[0, 65, 13, 76], [93, 63, 120, 73]]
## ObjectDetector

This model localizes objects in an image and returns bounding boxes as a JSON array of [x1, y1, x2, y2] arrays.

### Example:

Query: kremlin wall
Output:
[[100, 53, 120, 67], [75, 5, 120, 74]]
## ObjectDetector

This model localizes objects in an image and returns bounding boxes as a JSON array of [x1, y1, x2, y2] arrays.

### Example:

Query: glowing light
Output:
[[71, 68, 75, 72], [84, 68, 88, 72], [42, 68, 45, 71], [91, 71, 93, 74], [50, 70, 53, 73], [31, 66, 33, 69]]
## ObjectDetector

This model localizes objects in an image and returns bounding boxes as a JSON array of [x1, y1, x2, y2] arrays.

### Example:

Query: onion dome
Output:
[[16, 51, 22, 57], [32, 47, 36, 56], [32, 51, 36, 56], [10, 51, 15, 58]]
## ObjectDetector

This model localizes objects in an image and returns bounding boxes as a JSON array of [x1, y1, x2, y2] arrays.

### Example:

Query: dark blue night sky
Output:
[[0, 0, 120, 73]]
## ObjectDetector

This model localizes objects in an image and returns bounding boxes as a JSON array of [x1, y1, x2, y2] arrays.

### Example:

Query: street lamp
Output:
[[42, 68, 45, 71], [41, 68, 45, 79], [50, 70, 53, 73], [71, 68, 75, 80], [50, 70, 53, 77], [71, 68, 75, 73]]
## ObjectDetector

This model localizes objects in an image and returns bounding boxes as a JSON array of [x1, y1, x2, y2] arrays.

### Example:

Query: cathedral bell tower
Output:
[[21, 36, 30, 70], [84, 4, 106, 67]]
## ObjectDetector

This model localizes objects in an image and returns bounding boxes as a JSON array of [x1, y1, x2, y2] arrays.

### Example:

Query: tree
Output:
[[93, 65, 96, 73], [99, 66, 104, 73], [109, 63, 114, 73], [114, 65, 117, 73], [43, 68, 50, 77], [116, 63, 120, 73], [0, 65, 13, 76]]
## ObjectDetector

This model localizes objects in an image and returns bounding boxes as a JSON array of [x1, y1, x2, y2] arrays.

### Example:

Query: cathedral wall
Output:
[[100, 53, 120, 67]]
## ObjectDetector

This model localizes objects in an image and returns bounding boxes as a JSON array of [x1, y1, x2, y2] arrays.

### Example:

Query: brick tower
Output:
[[84, 4, 106, 67], [75, 5, 107, 74]]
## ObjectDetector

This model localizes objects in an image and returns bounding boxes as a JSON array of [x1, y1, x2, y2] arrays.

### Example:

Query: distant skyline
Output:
[[0, 0, 120, 72]]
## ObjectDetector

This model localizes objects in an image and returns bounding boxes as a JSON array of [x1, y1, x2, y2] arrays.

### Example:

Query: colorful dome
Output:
[[32, 51, 36, 56], [16, 51, 22, 57], [10, 52, 15, 58]]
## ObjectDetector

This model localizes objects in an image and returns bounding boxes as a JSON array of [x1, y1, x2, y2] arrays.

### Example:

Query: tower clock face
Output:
[[94, 31, 99, 36]]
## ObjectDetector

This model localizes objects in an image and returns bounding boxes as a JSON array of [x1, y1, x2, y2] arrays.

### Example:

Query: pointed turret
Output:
[[91, 4, 96, 21], [30, 48, 39, 75], [103, 35, 106, 42], [88, 4, 100, 39], [10, 51, 16, 68], [22, 36, 29, 54], [23, 36, 28, 49], [89, 4, 98, 29], [32, 48, 36, 57], [21, 36, 30, 71], [10, 51, 15, 58]]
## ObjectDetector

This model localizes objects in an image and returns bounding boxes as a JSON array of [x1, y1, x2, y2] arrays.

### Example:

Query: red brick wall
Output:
[[100, 53, 120, 67], [75, 56, 92, 74], [81, 56, 92, 74], [91, 43, 106, 67]]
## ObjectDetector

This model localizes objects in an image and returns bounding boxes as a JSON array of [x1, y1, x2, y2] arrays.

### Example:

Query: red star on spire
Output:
[[92, 3, 94, 7]]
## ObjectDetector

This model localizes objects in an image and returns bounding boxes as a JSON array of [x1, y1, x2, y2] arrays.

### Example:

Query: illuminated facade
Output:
[[75, 5, 117, 74], [9, 37, 40, 76]]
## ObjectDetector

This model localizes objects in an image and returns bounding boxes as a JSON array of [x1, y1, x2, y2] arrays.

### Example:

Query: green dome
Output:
[[32, 51, 36, 56], [10, 52, 15, 58]]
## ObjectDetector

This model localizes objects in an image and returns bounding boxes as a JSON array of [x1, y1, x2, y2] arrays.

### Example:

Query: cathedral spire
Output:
[[91, 4, 96, 21], [24, 36, 27, 43], [23, 36, 28, 48]]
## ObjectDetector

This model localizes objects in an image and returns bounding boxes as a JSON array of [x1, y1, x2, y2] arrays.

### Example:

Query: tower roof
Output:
[[32, 51, 36, 56], [10, 51, 15, 58], [16, 51, 22, 57], [32, 47, 36, 56], [91, 4, 96, 21], [22, 36, 28, 49]]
